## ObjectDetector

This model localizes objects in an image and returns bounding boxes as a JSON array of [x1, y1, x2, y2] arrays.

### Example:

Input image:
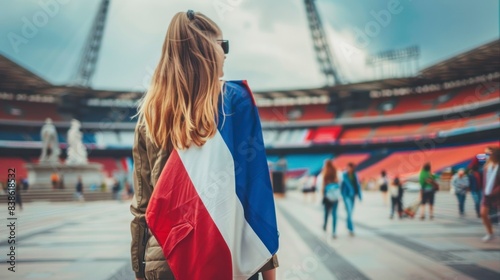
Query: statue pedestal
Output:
[[25, 163, 104, 191]]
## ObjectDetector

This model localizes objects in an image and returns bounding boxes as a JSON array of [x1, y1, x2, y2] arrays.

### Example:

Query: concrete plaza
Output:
[[0, 191, 499, 280]]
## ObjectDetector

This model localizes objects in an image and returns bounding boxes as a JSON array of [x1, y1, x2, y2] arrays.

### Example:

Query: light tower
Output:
[[304, 0, 344, 86], [72, 0, 110, 88]]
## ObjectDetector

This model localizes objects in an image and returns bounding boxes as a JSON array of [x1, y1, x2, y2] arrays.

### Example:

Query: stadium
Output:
[[0, 1, 499, 279], [1, 39, 498, 199]]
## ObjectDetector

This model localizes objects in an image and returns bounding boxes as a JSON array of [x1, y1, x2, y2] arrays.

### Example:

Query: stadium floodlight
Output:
[[366, 45, 420, 79]]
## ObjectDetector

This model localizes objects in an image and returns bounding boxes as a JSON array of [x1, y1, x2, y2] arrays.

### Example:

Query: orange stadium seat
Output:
[[300, 104, 334, 121], [357, 141, 498, 181], [332, 153, 370, 170], [340, 127, 372, 142], [1, 101, 63, 121], [435, 86, 499, 109], [258, 106, 289, 122], [372, 123, 423, 138], [423, 119, 468, 134], [382, 95, 434, 115], [467, 112, 499, 127], [258, 104, 333, 122], [309, 126, 342, 143]]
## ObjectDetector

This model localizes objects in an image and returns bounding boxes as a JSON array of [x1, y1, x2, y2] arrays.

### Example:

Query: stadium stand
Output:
[[381, 92, 442, 115], [306, 126, 342, 143], [0, 157, 27, 182], [337, 111, 499, 143], [263, 129, 309, 147], [1, 40, 499, 194], [435, 85, 499, 109], [1, 100, 63, 121], [357, 141, 498, 181], [372, 123, 423, 138], [258, 104, 333, 122], [332, 153, 370, 170], [284, 154, 332, 174]]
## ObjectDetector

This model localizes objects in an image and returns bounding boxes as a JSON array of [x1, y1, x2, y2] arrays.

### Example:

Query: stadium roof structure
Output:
[[254, 39, 500, 99], [0, 39, 498, 100], [419, 39, 500, 82], [0, 53, 142, 99], [0, 54, 52, 93]]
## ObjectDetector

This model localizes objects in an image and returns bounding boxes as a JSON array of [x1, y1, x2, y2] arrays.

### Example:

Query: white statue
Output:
[[39, 118, 60, 163], [66, 119, 88, 165]]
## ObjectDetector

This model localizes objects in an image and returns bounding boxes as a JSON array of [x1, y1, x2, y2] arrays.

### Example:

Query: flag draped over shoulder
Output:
[[145, 80, 279, 280]]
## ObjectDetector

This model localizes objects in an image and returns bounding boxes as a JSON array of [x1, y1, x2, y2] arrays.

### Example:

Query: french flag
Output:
[[145, 80, 279, 280]]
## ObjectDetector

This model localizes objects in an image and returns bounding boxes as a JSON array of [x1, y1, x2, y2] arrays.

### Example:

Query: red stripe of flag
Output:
[[146, 150, 233, 280]]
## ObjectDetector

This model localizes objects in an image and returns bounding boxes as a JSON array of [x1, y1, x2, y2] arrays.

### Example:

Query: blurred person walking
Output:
[[21, 177, 29, 192], [468, 158, 484, 218], [15, 180, 23, 210], [50, 172, 59, 190], [112, 179, 121, 201], [419, 163, 438, 220], [451, 168, 470, 217], [341, 162, 363, 236], [321, 161, 341, 238], [302, 174, 317, 203], [379, 170, 389, 206], [389, 176, 403, 219], [130, 10, 278, 280], [74, 176, 84, 202], [480, 147, 500, 242]]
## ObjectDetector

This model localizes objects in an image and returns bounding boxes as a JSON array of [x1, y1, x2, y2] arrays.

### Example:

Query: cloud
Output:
[[89, 0, 324, 91], [325, 27, 375, 83], [1, 0, 498, 92]]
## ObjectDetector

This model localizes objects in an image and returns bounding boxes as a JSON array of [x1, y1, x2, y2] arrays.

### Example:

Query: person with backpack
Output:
[[379, 170, 389, 206], [390, 176, 404, 219], [451, 168, 470, 217], [468, 157, 483, 218], [341, 162, 363, 236], [322, 160, 341, 238], [481, 147, 500, 242], [419, 162, 438, 220]]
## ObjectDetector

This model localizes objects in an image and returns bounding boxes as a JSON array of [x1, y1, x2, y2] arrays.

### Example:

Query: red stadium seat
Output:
[[309, 126, 342, 143], [372, 123, 423, 138], [332, 154, 370, 171], [0, 101, 63, 121], [340, 127, 372, 143], [258, 104, 334, 122], [0, 158, 28, 183], [436, 86, 499, 109], [357, 141, 498, 181]]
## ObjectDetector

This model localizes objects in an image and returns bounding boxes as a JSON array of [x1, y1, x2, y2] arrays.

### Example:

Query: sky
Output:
[[0, 0, 498, 92]]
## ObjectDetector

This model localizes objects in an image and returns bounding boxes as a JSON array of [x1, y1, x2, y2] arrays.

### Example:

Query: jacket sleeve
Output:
[[130, 123, 151, 278], [258, 254, 279, 272], [451, 174, 458, 189]]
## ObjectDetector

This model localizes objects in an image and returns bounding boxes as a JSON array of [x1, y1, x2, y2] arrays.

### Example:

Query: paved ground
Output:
[[0, 191, 499, 280]]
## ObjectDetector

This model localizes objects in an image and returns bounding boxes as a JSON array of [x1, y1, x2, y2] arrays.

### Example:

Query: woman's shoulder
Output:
[[223, 80, 256, 105]]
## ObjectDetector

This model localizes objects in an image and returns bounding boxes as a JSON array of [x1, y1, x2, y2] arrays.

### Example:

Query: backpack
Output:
[[325, 182, 341, 202]]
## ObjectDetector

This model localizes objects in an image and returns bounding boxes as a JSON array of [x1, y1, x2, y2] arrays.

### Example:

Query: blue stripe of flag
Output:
[[216, 81, 279, 255]]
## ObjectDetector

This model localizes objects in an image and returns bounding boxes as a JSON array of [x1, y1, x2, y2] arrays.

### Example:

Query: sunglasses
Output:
[[217, 40, 229, 54]]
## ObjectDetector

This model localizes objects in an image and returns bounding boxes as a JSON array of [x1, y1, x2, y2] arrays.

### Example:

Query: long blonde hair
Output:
[[136, 11, 223, 150], [323, 160, 338, 187]]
